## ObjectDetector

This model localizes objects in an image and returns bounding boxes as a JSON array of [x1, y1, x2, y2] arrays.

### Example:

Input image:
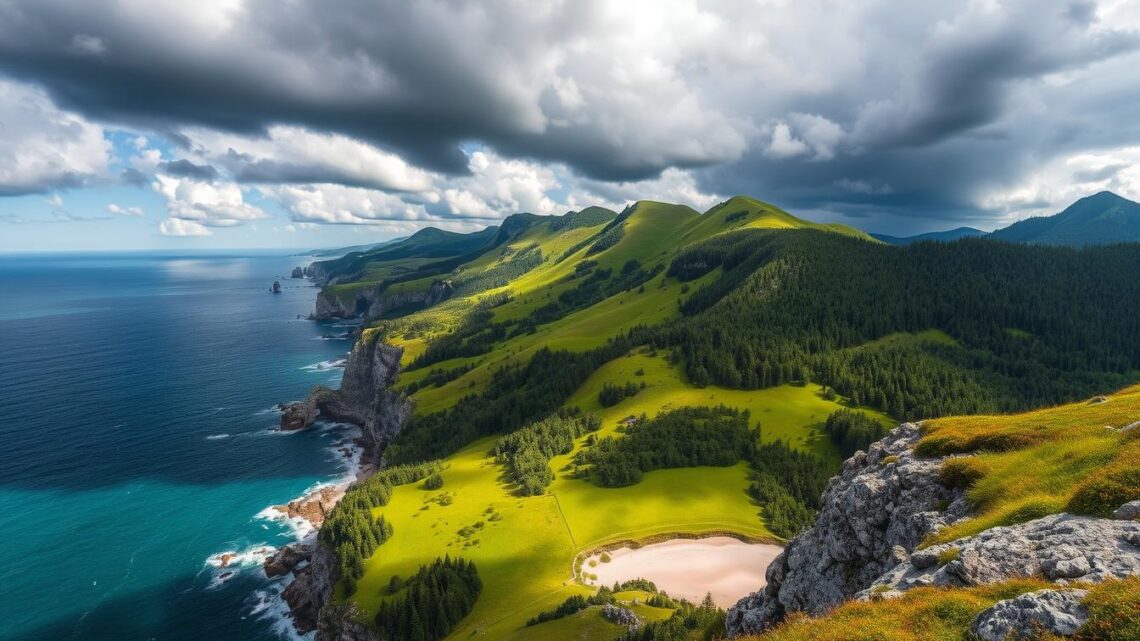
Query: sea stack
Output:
[[291, 266, 304, 278], [271, 280, 282, 293]]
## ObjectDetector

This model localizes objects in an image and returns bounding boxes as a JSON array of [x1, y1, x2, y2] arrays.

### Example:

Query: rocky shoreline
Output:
[[267, 286, 411, 638]]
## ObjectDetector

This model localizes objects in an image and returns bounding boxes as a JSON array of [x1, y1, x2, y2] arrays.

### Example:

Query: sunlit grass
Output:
[[918, 385, 1140, 545], [749, 578, 1140, 641]]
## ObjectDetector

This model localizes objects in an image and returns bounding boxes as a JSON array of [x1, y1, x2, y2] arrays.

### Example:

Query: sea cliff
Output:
[[277, 330, 412, 639]]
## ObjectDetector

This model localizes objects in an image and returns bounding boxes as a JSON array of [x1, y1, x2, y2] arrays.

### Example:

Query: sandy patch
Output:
[[581, 536, 782, 607]]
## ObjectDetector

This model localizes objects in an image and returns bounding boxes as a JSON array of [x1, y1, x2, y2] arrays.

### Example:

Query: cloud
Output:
[[979, 146, 1140, 224], [181, 126, 435, 191], [159, 217, 211, 236], [1, 0, 1140, 237], [158, 159, 218, 180], [107, 203, 144, 217], [154, 174, 270, 227], [0, 79, 111, 195]]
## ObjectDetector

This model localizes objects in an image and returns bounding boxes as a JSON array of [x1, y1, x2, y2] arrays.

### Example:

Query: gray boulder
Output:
[[970, 589, 1089, 641], [601, 604, 640, 628], [726, 423, 969, 636], [1114, 500, 1140, 520], [862, 513, 1140, 594]]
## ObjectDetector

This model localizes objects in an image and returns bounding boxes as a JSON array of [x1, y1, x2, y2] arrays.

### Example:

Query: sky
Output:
[[0, 0, 1139, 252]]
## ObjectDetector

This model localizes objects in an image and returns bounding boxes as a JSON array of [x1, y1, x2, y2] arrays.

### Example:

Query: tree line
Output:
[[578, 406, 756, 487], [319, 460, 441, 595], [662, 230, 1140, 419], [599, 380, 644, 407], [493, 412, 602, 495], [374, 556, 482, 641]]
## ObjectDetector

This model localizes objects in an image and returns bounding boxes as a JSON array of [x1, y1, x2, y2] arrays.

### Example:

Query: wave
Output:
[[249, 584, 312, 641], [204, 544, 276, 590], [210, 422, 364, 637], [205, 433, 231, 440], [300, 358, 347, 372]]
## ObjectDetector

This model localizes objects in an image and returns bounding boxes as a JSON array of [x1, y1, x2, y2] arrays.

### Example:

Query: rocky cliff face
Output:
[[281, 334, 411, 640], [317, 334, 411, 453], [726, 423, 1140, 637], [312, 280, 454, 321]]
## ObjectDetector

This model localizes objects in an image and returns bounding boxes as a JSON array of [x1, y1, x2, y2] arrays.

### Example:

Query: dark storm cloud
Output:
[[0, 0, 1137, 231], [158, 159, 218, 180]]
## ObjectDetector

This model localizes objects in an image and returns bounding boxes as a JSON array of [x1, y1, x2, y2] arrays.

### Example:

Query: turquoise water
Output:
[[0, 253, 356, 641]]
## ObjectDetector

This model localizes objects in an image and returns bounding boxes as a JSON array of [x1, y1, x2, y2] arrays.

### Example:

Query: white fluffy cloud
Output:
[[980, 147, 1140, 225], [180, 126, 435, 192], [154, 174, 269, 229], [0, 79, 111, 195], [2, 0, 1140, 239], [159, 217, 211, 236]]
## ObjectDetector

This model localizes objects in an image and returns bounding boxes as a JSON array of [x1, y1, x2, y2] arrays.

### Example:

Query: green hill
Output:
[[305, 194, 1140, 641]]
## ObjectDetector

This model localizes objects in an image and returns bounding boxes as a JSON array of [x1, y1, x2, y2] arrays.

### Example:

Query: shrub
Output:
[[423, 473, 444, 490], [939, 457, 987, 489], [1068, 466, 1140, 517]]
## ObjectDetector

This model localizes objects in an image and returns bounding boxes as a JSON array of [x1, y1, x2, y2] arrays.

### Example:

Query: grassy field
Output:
[[346, 347, 894, 641], [560, 349, 892, 467], [352, 435, 766, 641], [917, 384, 1140, 545]]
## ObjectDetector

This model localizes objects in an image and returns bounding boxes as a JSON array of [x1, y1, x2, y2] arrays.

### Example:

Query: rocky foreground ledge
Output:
[[726, 423, 1140, 638]]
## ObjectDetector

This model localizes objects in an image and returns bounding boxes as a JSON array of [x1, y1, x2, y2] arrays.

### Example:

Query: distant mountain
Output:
[[871, 227, 986, 245], [990, 191, 1140, 246], [306, 238, 406, 258]]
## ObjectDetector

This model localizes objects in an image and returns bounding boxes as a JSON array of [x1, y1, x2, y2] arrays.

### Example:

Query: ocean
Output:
[[0, 252, 354, 641]]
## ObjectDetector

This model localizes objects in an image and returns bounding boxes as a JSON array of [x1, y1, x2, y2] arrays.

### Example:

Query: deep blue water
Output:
[[0, 253, 356, 641]]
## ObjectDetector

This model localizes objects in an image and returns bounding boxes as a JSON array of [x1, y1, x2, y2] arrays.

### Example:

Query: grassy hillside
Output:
[[313, 194, 1140, 641]]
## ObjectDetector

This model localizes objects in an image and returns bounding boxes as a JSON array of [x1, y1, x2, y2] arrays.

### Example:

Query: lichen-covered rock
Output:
[[726, 423, 968, 636], [862, 513, 1140, 594], [601, 604, 640, 628], [970, 589, 1089, 641], [1114, 500, 1140, 520]]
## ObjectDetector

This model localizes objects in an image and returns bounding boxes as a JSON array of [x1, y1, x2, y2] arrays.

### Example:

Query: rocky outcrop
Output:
[[280, 397, 319, 430], [264, 543, 312, 578], [727, 423, 969, 636], [283, 544, 341, 633], [292, 266, 305, 279], [316, 604, 382, 641], [271, 280, 282, 294], [970, 589, 1089, 641], [316, 335, 411, 453], [312, 280, 454, 321], [727, 421, 1140, 638], [274, 486, 344, 528], [862, 514, 1140, 595], [601, 604, 640, 629], [1115, 500, 1140, 520], [283, 334, 411, 638]]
